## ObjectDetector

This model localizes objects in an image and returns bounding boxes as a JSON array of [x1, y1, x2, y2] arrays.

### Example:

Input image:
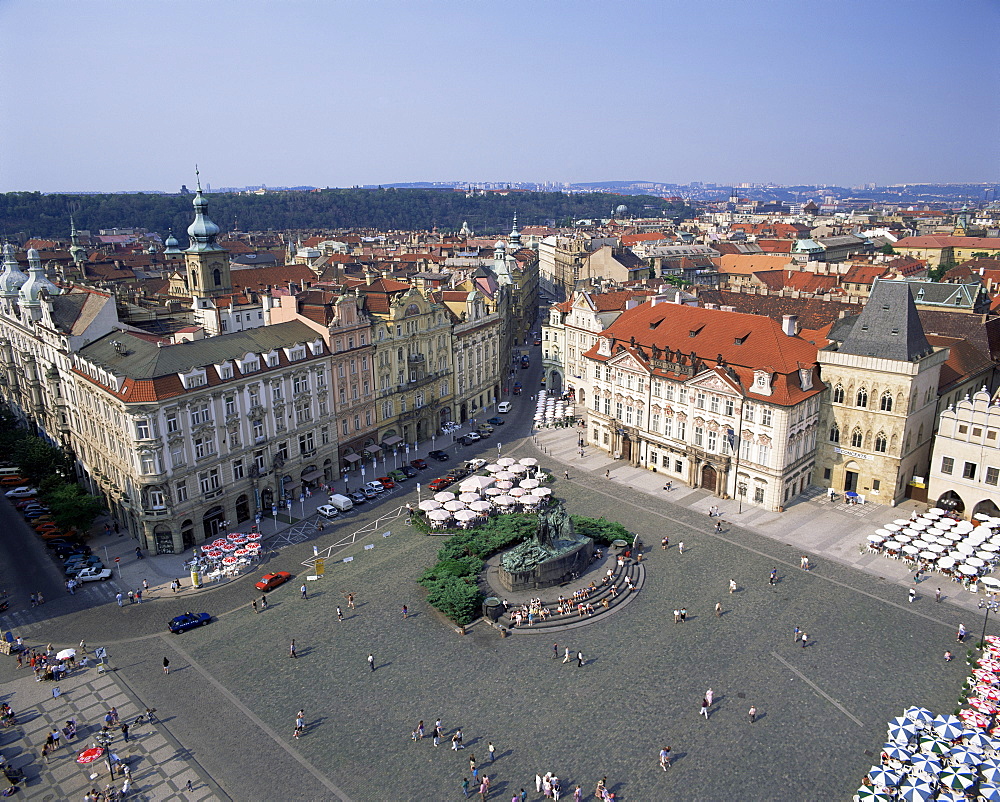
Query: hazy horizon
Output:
[[3, 0, 997, 194]]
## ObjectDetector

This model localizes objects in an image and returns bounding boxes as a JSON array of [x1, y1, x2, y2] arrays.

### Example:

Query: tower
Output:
[[0, 243, 29, 315], [508, 213, 521, 249], [184, 173, 231, 297], [69, 217, 86, 266]]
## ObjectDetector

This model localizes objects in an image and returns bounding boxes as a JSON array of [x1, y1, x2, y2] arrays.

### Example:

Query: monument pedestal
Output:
[[498, 538, 593, 591]]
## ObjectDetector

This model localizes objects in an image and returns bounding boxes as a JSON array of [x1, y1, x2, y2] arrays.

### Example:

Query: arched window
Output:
[[829, 424, 840, 443], [874, 432, 887, 453], [880, 392, 893, 412], [832, 384, 845, 403], [851, 428, 863, 448], [213, 268, 222, 286], [856, 388, 868, 408]]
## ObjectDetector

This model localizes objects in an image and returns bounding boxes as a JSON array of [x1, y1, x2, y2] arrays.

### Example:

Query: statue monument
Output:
[[498, 500, 594, 591]]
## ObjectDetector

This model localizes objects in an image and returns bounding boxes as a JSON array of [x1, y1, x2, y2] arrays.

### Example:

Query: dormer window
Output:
[[751, 370, 772, 397], [799, 368, 813, 391], [265, 350, 280, 368]]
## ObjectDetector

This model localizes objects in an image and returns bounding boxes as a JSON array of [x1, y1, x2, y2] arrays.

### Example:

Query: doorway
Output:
[[701, 464, 718, 491], [844, 471, 859, 493]]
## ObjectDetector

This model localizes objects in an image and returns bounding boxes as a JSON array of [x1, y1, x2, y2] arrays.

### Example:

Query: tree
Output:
[[13, 437, 69, 486], [42, 483, 104, 533], [881, 243, 896, 255]]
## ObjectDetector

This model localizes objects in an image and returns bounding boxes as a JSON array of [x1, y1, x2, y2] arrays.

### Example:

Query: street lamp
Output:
[[93, 730, 115, 778], [393, 446, 398, 470], [980, 597, 999, 649]]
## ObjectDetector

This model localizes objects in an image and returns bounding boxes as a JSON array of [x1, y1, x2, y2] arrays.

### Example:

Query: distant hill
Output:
[[0, 189, 694, 240]]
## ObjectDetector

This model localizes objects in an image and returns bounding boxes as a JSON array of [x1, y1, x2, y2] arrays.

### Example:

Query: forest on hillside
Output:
[[0, 189, 694, 240]]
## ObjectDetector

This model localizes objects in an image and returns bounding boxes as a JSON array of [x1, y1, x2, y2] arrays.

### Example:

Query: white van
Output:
[[327, 493, 354, 512], [0, 467, 22, 478]]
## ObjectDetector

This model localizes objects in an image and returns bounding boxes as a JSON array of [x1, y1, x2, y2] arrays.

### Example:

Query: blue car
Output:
[[168, 612, 211, 634]]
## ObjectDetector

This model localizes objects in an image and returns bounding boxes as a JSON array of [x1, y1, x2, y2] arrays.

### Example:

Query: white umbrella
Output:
[[484, 487, 503, 497], [938, 555, 957, 568], [494, 471, 516, 481], [977, 513, 993, 521], [494, 495, 516, 506], [486, 464, 503, 473], [875, 528, 892, 537], [902, 545, 920, 555], [470, 500, 492, 513], [56, 648, 76, 661], [895, 535, 913, 544], [959, 564, 980, 575], [419, 500, 442, 511], [454, 510, 478, 522], [868, 534, 887, 543], [885, 524, 902, 532], [434, 491, 456, 502], [509, 464, 528, 474], [428, 509, 450, 522], [520, 478, 540, 489], [967, 557, 987, 568], [884, 540, 902, 550], [981, 577, 1000, 589], [532, 487, 552, 497], [919, 550, 938, 560], [893, 519, 912, 526], [443, 500, 466, 512], [957, 543, 976, 555], [938, 518, 957, 529], [459, 493, 479, 503], [496, 458, 516, 468], [508, 487, 527, 497], [912, 539, 930, 549], [928, 543, 947, 553], [518, 458, 538, 467], [520, 496, 541, 506], [929, 507, 945, 514]]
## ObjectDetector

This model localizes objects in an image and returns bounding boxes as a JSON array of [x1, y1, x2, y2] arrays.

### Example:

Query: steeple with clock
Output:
[[184, 171, 231, 298]]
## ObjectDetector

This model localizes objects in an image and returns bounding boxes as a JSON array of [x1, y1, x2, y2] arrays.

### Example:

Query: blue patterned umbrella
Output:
[[963, 730, 993, 750], [868, 766, 901, 787], [889, 716, 920, 741], [980, 784, 1000, 802], [946, 746, 981, 766], [938, 766, 976, 791], [982, 763, 1000, 784], [905, 706, 934, 724], [881, 743, 912, 761], [896, 777, 934, 802], [933, 715, 965, 741], [909, 753, 941, 775]]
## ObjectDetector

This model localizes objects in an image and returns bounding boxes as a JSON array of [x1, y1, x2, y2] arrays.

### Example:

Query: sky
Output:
[[2, 0, 998, 193]]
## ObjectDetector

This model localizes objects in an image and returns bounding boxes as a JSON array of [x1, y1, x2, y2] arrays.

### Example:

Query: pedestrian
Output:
[[659, 746, 671, 770], [462, 778, 470, 798], [562, 647, 571, 663], [336, 606, 344, 622], [944, 650, 953, 662], [564, 471, 569, 480], [800, 631, 808, 648], [347, 593, 355, 609], [800, 555, 809, 570], [110, 707, 119, 724], [936, 588, 942, 603], [680, 607, 687, 622], [673, 609, 680, 623], [135, 589, 142, 603], [521, 789, 528, 802], [605, 470, 610, 479], [488, 741, 495, 762], [729, 578, 737, 594], [142, 578, 149, 591], [471, 755, 478, 780], [252, 600, 258, 614], [260, 595, 268, 610], [793, 626, 800, 643], [368, 653, 375, 671], [294, 713, 304, 738], [958, 624, 967, 643], [661, 537, 668, 550], [300, 583, 308, 599], [456, 728, 464, 748], [120, 722, 129, 742], [705, 688, 714, 707], [162, 657, 170, 675], [433, 726, 441, 746], [574, 787, 582, 802], [170, 580, 177, 593], [36, 592, 44, 605], [700, 697, 710, 719], [908, 587, 916, 603], [715, 601, 722, 617], [678, 541, 685, 554], [289, 640, 297, 658], [715, 520, 723, 532], [79, 640, 87, 654], [116, 592, 123, 607], [418, 720, 425, 739], [186, 779, 194, 792], [128, 590, 134, 604], [452, 732, 461, 751], [401, 604, 408, 619], [577, 650, 584, 667], [769, 568, 777, 586], [748, 705, 757, 723], [552, 643, 559, 659], [41, 743, 49, 763]]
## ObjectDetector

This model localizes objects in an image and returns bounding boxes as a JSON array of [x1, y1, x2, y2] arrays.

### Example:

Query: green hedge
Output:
[[418, 512, 623, 625]]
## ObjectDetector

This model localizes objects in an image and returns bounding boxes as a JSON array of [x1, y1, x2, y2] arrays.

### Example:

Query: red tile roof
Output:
[[620, 232, 669, 246], [895, 236, 1000, 249]]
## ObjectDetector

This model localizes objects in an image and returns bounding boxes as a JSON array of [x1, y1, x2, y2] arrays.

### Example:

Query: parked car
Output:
[[387, 469, 408, 483], [428, 450, 450, 462], [316, 505, 340, 519], [375, 476, 396, 489], [0, 476, 27, 487], [65, 558, 102, 577], [364, 480, 385, 494], [255, 571, 292, 591], [477, 424, 494, 435], [446, 467, 470, 481], [23, 506, 50, 518], [75, 566, 113, 582], [460, 433, 481, 445], [362, 487, 379, 499], [486, 417, 504, 426], [34, 522, 60, 534], [498, 401, 513, 412], [50, 544, 90, 558], [400, 465, 418, 478], [534, 338, 542, 346], [14, 499, 38, 511], [168, 612, 212, 633], [4, 487, 36, 499], [465, 458, 487, 471], [410, 459, 429, 470], [428, 477, 454, 491], [348, 491, 367, 505], [41, 529, 74, 541], [63, 553, 98, 567]]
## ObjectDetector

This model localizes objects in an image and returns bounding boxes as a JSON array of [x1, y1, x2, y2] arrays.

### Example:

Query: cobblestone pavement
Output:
[[0, 408, 986, 800]]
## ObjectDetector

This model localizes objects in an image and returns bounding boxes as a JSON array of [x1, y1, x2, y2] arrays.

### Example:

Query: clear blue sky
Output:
[[2, 0, 997, 192]]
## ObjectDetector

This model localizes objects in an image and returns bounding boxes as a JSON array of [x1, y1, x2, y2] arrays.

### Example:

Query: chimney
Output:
[[625, 298, 641, 310], [721, 305, 736, 312], [704, 303, 716, 310], [781, 314, 798, 336]]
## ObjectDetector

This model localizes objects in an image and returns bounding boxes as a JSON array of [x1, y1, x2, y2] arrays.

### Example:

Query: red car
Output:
[[428, 477, 453, 491], [375, 476, 396, 489], [410, 459, 428, 470], [255, 571, 292, 592]]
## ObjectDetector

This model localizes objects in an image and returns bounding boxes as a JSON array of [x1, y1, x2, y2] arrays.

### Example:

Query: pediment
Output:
[[687, 369, 740, 395], [607, 350, 648, 374]]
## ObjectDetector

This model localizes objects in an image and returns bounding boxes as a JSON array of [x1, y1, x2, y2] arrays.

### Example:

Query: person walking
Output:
[[300, 583, 308, 600], [336, 606, 344, 622], [120, 722, 129, 742], [368, 653, 375, 672], [936, 588, 943, 603], [260, 595, 268, 611], [552, 643, 559, 659], [800, 631, 808, 648], [908, 587, 916, 603], [748, 705, 757, 723], [715, 601, 722, 617], [488, 741, 496, 762], [715, 520, 723, 533], [700, 697, 710, 720], [116, 592, 123, 607], [605, 470, 610, 479], [659, 746, 671, 770], [142, 578, 149, 592], [251, 600, 258, 614], [289, 640, 297, 658], [347, 593, 355, 609], [661, 537, 668, 550], [462, 778, 470, 798], [729, 579, 737, 594], [564, 471, 569, 480], [577, 650, 584, 667], [958, 624, 967, 643], [769, 568, 777, 586], [705, 688, 714, 707], [562, 647, 571, 663], [162, 657, 170, 675], [401, 605, 408, 619], [793, 626, 800, 643], [678, 541, 685, 554]]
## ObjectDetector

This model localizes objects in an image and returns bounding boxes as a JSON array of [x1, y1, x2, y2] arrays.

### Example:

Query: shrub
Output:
[[422, 576, 482, 626], [571, 515, 630, 545]]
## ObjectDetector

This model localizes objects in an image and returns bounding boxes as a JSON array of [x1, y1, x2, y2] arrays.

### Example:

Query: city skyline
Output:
[[2, 0, 997, 193]]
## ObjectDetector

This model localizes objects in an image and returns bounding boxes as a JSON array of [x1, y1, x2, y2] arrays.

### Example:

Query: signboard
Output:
[[314, 558, 325, 576], [364, 544, 374, 550], [114, 557, 120, 564], [833, 447, 874, 461], [342, 556, 354, 563], [94, 647, 107, 659]]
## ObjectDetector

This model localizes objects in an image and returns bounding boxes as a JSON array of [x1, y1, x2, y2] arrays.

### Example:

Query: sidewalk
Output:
[[531, 419, 986, 614], [1, 660, 222, 800]]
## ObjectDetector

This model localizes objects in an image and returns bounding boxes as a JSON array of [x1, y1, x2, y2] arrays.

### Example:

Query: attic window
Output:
[[890, 328, 899, 336], [882, 304, 890, 310], [734, 336, 746, 345], [860, 325, 869, 331], [689, 326, 703, 338]]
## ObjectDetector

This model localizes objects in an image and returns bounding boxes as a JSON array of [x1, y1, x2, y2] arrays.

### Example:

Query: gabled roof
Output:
[[716, 253, 796, 275], [926, 335, 995, 393], [895, 236, 1000, 249]]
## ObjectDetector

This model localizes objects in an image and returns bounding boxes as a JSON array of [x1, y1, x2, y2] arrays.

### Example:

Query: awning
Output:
[[365, 445, 381, 454], [382, 436, 403, 446], [301, 470, 322, 482], [284, 482, 301, 493], [343, 454, 363, 463]]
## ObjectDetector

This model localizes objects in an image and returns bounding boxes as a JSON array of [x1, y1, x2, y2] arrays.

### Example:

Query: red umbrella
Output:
[[960, 709, 990, 729], [234, 548, 249, 557], [211, 539, 227, 549], [971, 697, 998, 714], [246, 542, 260, 551], [247, 532, 261, 541], [76, 747, 104, 764], [222, 555, 237, 565]]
